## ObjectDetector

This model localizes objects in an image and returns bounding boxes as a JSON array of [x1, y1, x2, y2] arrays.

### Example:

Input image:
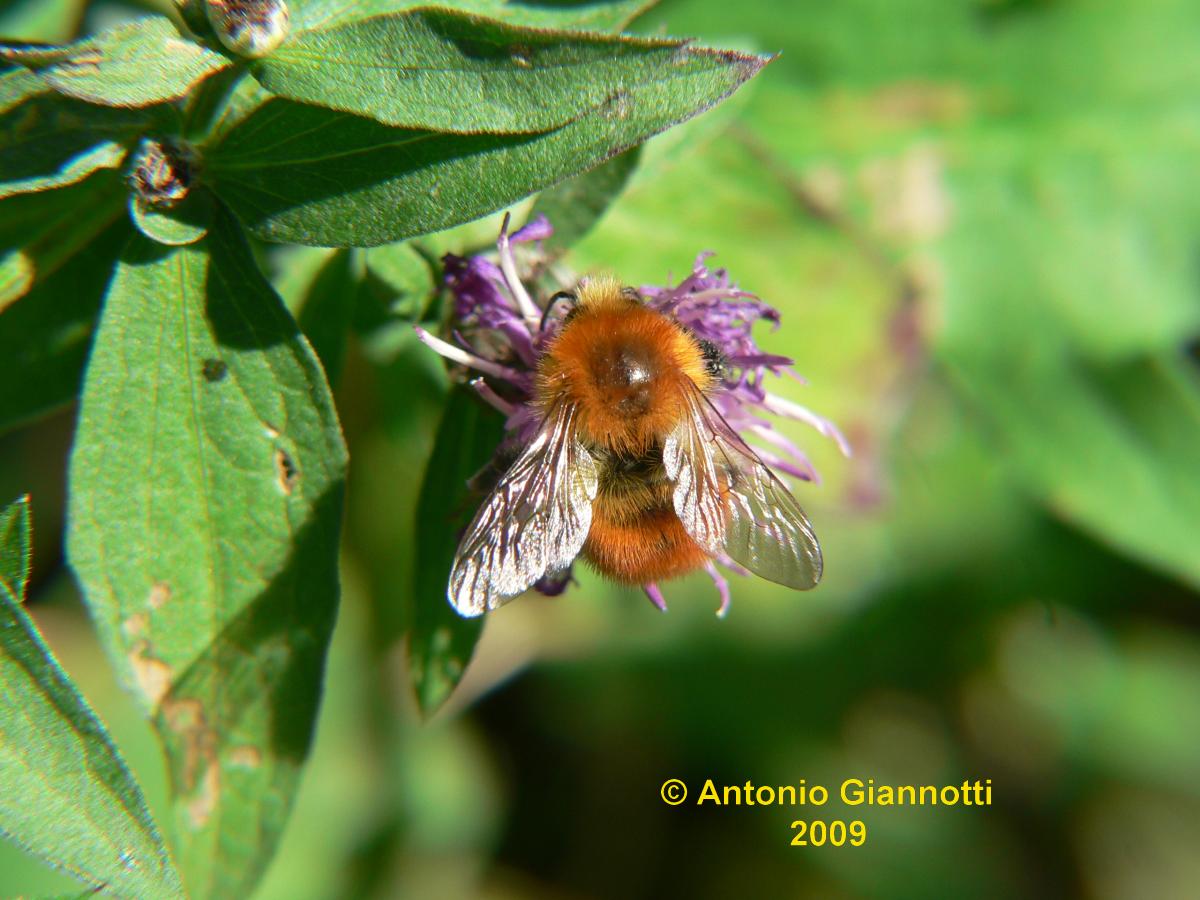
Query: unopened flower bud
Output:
[[206, 0, 289, 58]]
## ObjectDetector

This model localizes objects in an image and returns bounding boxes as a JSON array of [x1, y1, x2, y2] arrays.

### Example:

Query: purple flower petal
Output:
[[512, 213, 553, 244], [644, 582, 668, 612]]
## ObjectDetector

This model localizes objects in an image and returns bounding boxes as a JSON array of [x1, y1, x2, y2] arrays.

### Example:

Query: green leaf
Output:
[[206, 48, 766, 245], [362, 242, 436, 319], [0, 70, 145, 198], [942, 352, 1200, 590], [0, 174, 128, 432], [410, 384, 506, 715], [66, 208, 347, 898], [297, 0, 657, 33], [3, 17, 231, 107], [254, 8, 724, 133], [0, 495, 30, 599], [0, 248, 34, 311], [934, 127, 1200, 589], [0, 0, 88, 43], [0, 497, 185, 899], [295, 248, 358, 385], [129, 189, 214, 247], [0, 64, 45, 111], [530, 144, 641, 253]]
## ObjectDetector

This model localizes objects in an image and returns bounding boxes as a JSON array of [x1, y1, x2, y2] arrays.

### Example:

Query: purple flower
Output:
[[416, 213, 849, 616]]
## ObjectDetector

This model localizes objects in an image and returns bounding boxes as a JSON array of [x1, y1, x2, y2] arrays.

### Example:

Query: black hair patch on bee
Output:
[[699, 339, 726, 379], [620, 286, 644, 304]]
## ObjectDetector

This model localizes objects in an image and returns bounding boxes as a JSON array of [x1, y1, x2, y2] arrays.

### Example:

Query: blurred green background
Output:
[[4, 0, 1200, 897]]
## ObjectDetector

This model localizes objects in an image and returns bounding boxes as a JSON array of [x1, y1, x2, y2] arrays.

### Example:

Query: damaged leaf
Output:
[[66, 208, 347, 898]]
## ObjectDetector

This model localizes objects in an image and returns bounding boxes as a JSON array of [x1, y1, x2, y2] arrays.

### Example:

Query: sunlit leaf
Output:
[[0, 497, 184, 899], [254, 8, 733, 133], [410, 384, 506, 715], [296, 0, 657, 33], [2, 17, 230, 107], [207, 47, 766, 245], [0, 70, 145, 199], [66, 208, 347, 898]]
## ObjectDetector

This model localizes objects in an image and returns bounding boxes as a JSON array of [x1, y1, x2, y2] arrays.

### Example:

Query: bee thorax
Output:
[[591, 345, 660, 417]]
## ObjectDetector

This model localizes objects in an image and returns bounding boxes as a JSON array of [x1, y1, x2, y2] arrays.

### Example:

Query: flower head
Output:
[[416, 213, 848, 615]]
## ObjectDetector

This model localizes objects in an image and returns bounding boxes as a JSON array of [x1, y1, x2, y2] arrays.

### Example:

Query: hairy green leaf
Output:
[[410, 384, 506, 715], [0, 70, 145, 198], [0, 497, 184, 898], [207, 48, 766, 245], [3, 17, 230, 107], [255, 8, 726, 133], [66, 209, 347, 898], [530, 144, 641, 252], [297, 0, 657, 33]]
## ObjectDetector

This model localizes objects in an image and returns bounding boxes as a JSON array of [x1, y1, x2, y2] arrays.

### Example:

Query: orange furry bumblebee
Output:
[[448, 277, 822, 616]]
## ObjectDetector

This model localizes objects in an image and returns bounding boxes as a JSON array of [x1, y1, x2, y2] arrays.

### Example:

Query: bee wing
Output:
[[449, 402, 598, 616], [663, 384, 822, 590]]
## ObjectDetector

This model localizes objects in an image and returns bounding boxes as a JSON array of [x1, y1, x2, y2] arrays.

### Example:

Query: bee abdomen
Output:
[[584, 456, 710, 583], [583, 501, 710, 584]]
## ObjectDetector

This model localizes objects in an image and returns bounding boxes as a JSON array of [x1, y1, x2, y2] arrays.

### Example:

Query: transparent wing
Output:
[[449, 402, 598, 616], [664, 384, 822, 590]]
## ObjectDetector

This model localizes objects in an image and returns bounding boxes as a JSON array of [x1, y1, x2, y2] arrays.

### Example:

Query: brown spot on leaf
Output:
[[122, 612, 149, 638], [201, 358, 227, 382], [275, 448, 298, 494], [187, 760, 220, 828], [163, 697, 221, 829], [509, 44, 532, 68], [228, 745, 262, 769], [148, 581, 171, 609], [128, 641, 172, 707]]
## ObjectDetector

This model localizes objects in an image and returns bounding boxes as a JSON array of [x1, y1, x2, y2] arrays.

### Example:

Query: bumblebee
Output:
[[449, 277, 821, 615]]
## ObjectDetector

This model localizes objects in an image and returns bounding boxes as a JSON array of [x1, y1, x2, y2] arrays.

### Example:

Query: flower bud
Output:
[[130, 139, 192, 209], [206, 0, 289, 58]]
